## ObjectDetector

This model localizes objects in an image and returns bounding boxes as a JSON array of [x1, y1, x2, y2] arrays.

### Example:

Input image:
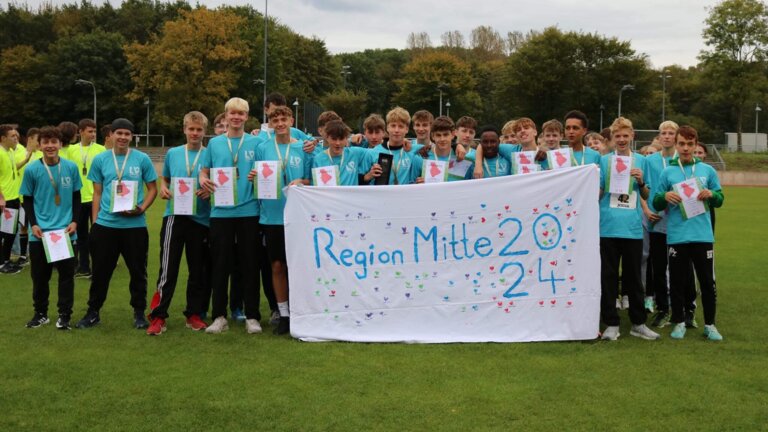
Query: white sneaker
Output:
[[245, 318, 262, 334], [205, 316, 228, 334], [630, 324, 660, 340], [601, 326, 620, 341], [615, 298, 621, 309], [621, 296, 630, 310]]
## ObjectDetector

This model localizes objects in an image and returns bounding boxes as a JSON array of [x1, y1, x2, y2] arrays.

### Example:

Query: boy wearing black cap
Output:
[[75, 118, 158, 329]]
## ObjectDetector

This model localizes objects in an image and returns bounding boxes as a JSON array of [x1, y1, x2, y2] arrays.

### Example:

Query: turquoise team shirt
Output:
[[255, 127, 310, 143], [162, 145, 211, 227], [644, 151, 675, 225], [200, 133, 260, 218], [19, 158, 82, 241], [656, 161, 721, 245], [311, 146, 367, 186], [363, 144, 418, 185], [598, 152, 649, 239], [541, 147, 601, 170], [465, 155, 511, 178], [409, 139, 425, 156], [255, 137, 312, 225], [88, 149, 157, 229]]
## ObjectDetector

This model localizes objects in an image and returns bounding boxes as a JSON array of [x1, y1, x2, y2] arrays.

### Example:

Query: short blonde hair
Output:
[[513, 117, 536, 132], [501, 120, 516, 136], [610, 117, 633, 134], [183, 111, 209, 128], [224, 97, 249, 113], [386, 106, 410, 126], [658, 120, 679, 131]]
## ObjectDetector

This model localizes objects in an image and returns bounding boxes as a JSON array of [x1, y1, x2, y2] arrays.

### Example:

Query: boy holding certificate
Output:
[[146, 111, 211, 335], [311, 120, 371, 186], [598, 117, 659, 341], [75, 118, 158, 329], [412, 116, 471, 182], [20, 126, 82, 329], [199, 98, 263, 335], [652, 126, 724, 341], [463, 126, 511, 179], [251, 106, 312, 335]]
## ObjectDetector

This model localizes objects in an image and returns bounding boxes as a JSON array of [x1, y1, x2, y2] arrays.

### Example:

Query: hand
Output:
[[288, 179, 304, 187], [665, 191, 682, 204], [643, 209, 662, 222], [415, 177, 424, 184], [199, 177, 216, 194], [367, 163, 383, 180], [473, 167, 484, 179], [31, 225, 43, 239], [65, 222, 77, 235], [247, 169, 257, 181], [697, 189, 713, 201], [350, 134, 363, 145], [120, 206, 144, 217], [535, 150, 547, 162], [630, 168, 643, 182], [0, 195, 5, 212], [403, 140, 412, 152], [303, 139, 318, 154], [159, 184, 171, 200], [455, 144, 467, 161], [196, 188, 210, 200]]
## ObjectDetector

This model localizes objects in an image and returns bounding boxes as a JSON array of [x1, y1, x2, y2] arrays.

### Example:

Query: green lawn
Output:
[[2, 188, 767, 431], [721, 151, 768, 172]]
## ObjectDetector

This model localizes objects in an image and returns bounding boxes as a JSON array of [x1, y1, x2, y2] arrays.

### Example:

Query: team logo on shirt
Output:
[[289, 155, 303, 168], [61, 176, 72, 188], [129, 167, 141, 177], [244, 150, 255, 161], [345, 161, 357, 173]]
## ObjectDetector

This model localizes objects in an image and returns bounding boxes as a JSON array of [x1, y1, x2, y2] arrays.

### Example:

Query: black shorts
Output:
[[261, 224, 286, 263]]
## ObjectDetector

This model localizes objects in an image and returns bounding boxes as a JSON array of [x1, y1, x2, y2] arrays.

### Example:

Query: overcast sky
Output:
[[18, 0, 722, 68]]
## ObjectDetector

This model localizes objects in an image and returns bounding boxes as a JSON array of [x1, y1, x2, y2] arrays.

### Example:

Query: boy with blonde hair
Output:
[[363, 107, 419, 185], [501, 120, 517, 144]]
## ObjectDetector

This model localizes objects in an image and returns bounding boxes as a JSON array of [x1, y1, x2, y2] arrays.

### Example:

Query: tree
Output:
[[0, 45, 46, 126], [441, 30, 465, 49], [320, 90, 368, 130], [470, 25, 505, 60], [406, 32, 432, 50], [699, 0, 768, 151]]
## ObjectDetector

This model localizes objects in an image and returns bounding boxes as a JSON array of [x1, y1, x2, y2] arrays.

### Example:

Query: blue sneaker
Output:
[[670, 323, 686, 339], [231, 308, 245, 323], [704, 325, 723, 341]]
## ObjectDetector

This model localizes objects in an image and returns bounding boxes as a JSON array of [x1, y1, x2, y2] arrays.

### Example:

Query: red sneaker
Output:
[[185, 314, 208, 331], [146, 317, 166, 336]]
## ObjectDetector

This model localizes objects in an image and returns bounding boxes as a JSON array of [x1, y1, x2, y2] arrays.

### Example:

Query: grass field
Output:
[[2, 188, 767, 431], [720, 152, 768, 172]]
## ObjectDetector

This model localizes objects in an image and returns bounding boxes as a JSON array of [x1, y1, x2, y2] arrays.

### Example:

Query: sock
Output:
[[278, 301, 290, 317], [19, 234, 28, 257]]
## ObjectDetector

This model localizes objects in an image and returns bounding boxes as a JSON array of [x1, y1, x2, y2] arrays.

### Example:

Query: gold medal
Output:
[[55, 194, 61, 206]]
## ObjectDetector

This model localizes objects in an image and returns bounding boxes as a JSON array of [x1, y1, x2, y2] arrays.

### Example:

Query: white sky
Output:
[[16, 0, 721, 68]]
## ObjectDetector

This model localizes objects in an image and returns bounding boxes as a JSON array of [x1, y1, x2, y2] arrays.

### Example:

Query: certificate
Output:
[[673, 178, 707, 220], [212, 167, 237, 207], [255, 161, 282, 200], [513, 151, 537, 174], [608, 155, 633, 195], [447, 159, 471, 180], [42, 229, 74, 263], [517, 164, 540, 175], [312, 166, 339, 187], [171, 177, 196, 215], [0, 207, 18, 234], [18, 206, 25, 226], [547, 148, 572, 170], [422, 160, 448, 183], [110, 180, 138, 212]]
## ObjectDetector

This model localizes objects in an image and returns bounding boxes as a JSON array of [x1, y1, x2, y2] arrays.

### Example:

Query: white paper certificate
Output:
[[0, 207, 18, 234], [171, 177, 196, 215], [447, 159, 471, 180], [42, 229, 74, 263], [312, 166, 339, 187], [517, 164, 540, 175], [110, 180, 138, 213], [673, 179, 706, 220], [547, 148, 573, 170], [212, 167, 237, 207], [422, 160, 448, 183], [255, 161, 281, 200], [513, 151, 537, 173], [609, 155, 633, 195]]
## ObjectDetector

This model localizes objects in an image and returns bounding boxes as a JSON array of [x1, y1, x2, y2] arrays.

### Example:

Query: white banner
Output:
[[285, 165, 601, 343]]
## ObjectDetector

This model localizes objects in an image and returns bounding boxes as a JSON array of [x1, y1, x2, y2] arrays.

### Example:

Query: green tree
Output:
[[0, 45, 46, 126], [699, 0, 768, 151], [320, 90, 368, 130]]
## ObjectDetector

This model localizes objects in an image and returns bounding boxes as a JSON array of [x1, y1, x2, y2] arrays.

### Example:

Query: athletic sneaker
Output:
[[26, 312, 50, 328], [16, 256, 28, 267], [621, 296, 629, 310], [0, 262, 21, 274], [670, 322, 687, 339], [76, 310, 100, 328], [231, 308, 245, 323], [644, 297, 655, 314], [146, 317, 166, 336], [205, 316, 228, 334], [269, 310, 280, 326], [601, 326, 620, 341], [273, 316, 290, 335], [630, 324, 660, 340], [134, 311, 149, 329], [685, 311, 698, 329], [56, 315, 71, 330], [651, 311, 670, 328], [704, 325, 723, 341], [75, 268, 92, 278], [245, 318, 263, 334], [185, 315, 207, 331]]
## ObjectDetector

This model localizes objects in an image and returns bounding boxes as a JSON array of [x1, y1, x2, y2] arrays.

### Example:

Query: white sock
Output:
[[278, 302, 290, 317]]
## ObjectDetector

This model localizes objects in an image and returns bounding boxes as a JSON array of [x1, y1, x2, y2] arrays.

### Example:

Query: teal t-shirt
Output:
[[311, 146, 367, 186], [20, 158, 82, 241], [645, 151, 675, 233], [656, 161, 721, 245], [255, 137, 312, 225], [598, 152, 649, 239], [256, 127, 310, 143], [410, 151, 468, 182], [465, 155, 511, 179], [200, 133, 260, 218], [363, 144, 418, 185], [162, 145, 211, 227], [572, 147, 602, 167], [88, 149, 157, 229], [409, 139, 425, 156]]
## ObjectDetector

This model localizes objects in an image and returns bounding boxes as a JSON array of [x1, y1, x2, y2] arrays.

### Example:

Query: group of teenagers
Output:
[[0, 91, 724, 341]]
